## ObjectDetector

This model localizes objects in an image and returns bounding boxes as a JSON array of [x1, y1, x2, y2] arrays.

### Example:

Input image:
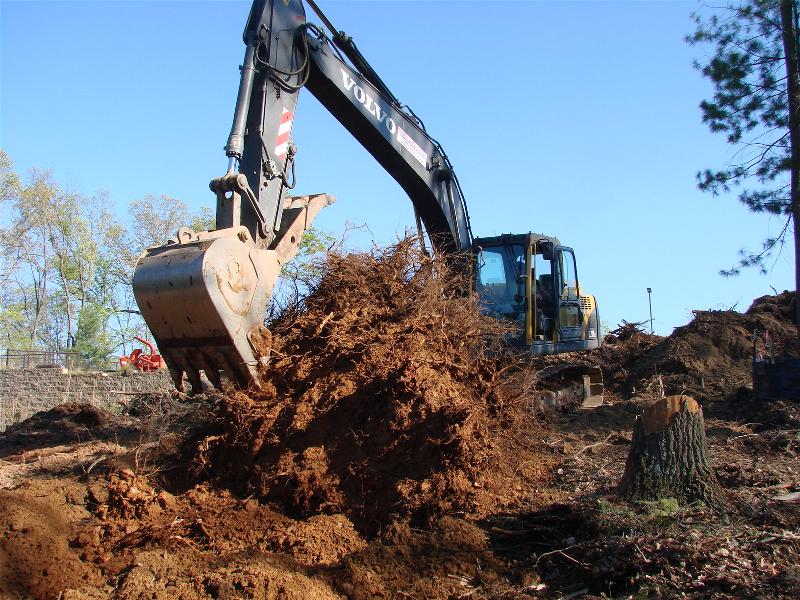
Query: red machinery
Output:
[[119, 337, 166, 371]]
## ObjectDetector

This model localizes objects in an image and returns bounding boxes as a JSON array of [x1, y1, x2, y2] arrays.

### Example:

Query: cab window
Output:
[[476, 245, 526, 337], [533, 251, 553, 299], [477, 248, 506, 287], [559, 249, 578, 300]]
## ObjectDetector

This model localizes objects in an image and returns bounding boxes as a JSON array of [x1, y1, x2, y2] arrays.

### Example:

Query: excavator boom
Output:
[[132, 0, 473, 391]]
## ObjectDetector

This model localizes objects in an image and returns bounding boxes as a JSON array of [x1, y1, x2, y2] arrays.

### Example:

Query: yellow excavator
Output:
[[132, 0, 603, 407]]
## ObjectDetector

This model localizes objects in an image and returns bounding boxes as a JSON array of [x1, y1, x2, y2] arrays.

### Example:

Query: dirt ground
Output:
[[1, 246, 798, 599]]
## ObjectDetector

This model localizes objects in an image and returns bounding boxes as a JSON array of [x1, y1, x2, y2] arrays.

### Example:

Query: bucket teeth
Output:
[[206, 349, 235, 388], [173, 349, 203, 393], [168, 366, 185, 392], [185, 367, 204, 394], [188, 352, 214, 393], [222, 349, 252, 389], [204, 365, 223, 390], [164, 347, 244, 394]]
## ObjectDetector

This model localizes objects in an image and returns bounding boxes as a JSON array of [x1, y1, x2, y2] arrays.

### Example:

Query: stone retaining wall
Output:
[[0, 368, 174, 431]]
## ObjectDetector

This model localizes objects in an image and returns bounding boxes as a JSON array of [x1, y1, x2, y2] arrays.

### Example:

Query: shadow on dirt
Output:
[[0, 403, 140, 459], [556, 400, 643, 436]]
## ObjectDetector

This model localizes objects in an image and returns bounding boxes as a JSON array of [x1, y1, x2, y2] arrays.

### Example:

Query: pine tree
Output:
[[688, 0, 800, 325]]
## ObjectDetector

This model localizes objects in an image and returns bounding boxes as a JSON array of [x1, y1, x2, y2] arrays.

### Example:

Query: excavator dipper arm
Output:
[[132, 0, 473, 392], [226, 0, 473, 253]]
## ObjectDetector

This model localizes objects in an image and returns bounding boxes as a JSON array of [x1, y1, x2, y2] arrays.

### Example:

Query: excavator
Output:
[[132, 0, 603, 407]]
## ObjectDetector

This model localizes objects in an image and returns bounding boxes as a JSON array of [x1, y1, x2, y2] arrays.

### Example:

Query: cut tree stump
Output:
[[619, 395, 723, 507]]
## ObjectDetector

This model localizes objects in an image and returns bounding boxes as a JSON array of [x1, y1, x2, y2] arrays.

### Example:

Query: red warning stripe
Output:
[[275, 107, 294, 160]]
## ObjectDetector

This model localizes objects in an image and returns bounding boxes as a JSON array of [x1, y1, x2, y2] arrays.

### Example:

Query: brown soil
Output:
[[0, 403, 139, 457], [1, 244, 798, 599], [581, 291, 799, 402], [168, 241, 551, 534], [0, 478, 103, 598]]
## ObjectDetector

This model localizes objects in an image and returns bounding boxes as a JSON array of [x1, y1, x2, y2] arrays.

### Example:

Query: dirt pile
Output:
[[174, 241, 548, 533], [0, 403, 138, 456], [589, 291, 798, 401], [582, 322, 663, 400]]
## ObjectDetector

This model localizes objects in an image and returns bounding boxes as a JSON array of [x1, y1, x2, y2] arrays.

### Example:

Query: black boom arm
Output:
[[220, 0, 473, 253]]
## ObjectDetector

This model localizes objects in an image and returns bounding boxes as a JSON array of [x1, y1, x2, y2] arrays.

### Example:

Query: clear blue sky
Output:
[[1, 0, 795, 334]]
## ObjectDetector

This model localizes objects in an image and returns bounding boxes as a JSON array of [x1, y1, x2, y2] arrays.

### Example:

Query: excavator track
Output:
[[535, 363, 605, 410]]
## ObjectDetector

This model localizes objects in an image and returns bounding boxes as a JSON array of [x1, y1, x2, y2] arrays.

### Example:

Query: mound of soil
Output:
[[173, 241, 548, 534], [0, 403, 139, 458], [589, 292, 798, 401]]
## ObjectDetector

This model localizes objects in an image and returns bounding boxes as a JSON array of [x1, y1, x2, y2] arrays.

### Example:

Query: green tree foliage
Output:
[[688, 0, 800, 324], [75, 303, 113, 368], [268, 227, 336, 319], [282, 226, 335, 284], [0, 149, 335, 365], [107, 194, 196, 286], [191, 206, 216, 233], [0, 150, 220, 364], [0, 153, 75, 349], [128, 194, 192, 252]]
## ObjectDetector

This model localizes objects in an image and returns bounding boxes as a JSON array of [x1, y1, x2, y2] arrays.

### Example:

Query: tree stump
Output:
[[619, 395, 723, 507]]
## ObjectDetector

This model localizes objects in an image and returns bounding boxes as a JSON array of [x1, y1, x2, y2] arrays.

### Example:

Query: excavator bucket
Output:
[[132, 193, 334, 392]]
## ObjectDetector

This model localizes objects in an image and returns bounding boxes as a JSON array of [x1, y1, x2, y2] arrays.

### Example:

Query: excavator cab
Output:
[[474, 233, 604, 408], [474, 233, 601, 352]]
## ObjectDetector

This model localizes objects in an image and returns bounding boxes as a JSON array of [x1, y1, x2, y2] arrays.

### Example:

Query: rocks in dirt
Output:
[[89, 470, 164, 522], [157, 490, 177, 510], [262, 513, 367, 565]]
